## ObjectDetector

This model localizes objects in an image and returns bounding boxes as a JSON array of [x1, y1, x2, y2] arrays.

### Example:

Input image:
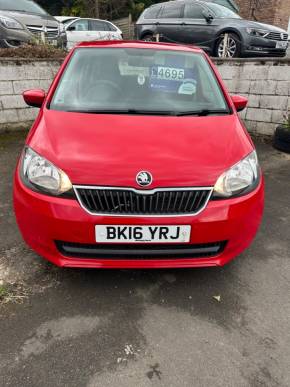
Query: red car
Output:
[[14, 41, 264, 269]]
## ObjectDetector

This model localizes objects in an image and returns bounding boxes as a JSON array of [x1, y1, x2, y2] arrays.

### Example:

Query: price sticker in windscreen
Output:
[[153, 66, 185, 81]]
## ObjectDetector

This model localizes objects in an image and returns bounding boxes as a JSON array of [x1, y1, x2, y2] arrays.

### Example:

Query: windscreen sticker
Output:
[[178, 79, 197, 95], [119, 61, 149, 76], [150, 66, 197, 94], [137, 74, 146, 85]]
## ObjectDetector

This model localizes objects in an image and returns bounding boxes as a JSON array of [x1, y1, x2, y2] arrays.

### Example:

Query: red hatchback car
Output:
[[14, 41, 264, 269]]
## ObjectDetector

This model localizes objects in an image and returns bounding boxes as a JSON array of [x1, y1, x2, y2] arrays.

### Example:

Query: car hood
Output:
[[4, 11, 58, 27], [28, 111, 253, 188], [229, 18, 287, 33]]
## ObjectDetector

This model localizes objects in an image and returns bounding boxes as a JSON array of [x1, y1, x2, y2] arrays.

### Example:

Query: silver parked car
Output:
[[0, 0, 66, 48]]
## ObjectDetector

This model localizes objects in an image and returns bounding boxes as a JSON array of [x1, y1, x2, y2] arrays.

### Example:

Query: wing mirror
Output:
[[66, 25, 76, 31], [202, 10, 214, 23], [23, 89, 46, 108], [231, 95, 248, 112]]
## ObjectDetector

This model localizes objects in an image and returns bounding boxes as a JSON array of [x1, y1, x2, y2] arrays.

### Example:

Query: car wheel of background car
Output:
[[0, 40, 23, 48], [141, 33, 154, 42], [215, 33, 241, 58], [273, 126, 290, 154]]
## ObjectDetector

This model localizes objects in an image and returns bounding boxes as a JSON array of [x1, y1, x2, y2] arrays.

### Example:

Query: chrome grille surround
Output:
[[264, 31, 288, 41], [27, 25, 59, 39], [73, 185, 213, 217]]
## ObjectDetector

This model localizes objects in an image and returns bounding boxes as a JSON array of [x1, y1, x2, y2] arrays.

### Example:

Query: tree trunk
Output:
[[94, 0, 100, 18]]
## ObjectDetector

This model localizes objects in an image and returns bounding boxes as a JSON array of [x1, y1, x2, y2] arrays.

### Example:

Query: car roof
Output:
[[54, 16, 79, 22], [75, 40, 204, 53], [147, 0, 207, 6], [67, 17, 115, 23]]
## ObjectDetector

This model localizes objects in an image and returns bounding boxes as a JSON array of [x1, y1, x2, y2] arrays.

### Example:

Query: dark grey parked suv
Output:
[[136, 0, 289, 57]]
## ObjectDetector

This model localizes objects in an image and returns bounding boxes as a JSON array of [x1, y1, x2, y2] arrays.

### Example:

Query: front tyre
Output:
[[215, 33, 241, 58]]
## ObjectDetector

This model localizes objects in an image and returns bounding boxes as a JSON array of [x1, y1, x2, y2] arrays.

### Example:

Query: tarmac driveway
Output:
[[0, 131, 290, 387]]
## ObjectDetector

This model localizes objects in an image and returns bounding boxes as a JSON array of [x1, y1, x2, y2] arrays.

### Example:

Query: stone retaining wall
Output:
[[216, 58, 290, 137], [0, 57, 290, 137]]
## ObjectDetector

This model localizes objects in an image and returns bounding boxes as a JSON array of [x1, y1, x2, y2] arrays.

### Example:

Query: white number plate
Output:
[[155, 67, 185, 81], [95, 225, 191, 243], [276, 41, 287, 49]]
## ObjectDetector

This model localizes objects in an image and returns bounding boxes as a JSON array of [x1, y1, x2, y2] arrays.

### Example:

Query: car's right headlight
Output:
[[246, 28, 268, 37], [0, 16, 24, 30], [213, 151, 260, 198], [20, 147, 73, 197]]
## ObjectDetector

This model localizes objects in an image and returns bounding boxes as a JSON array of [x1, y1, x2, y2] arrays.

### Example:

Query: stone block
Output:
[[259, 95, 288, 110], [246, 108, 272, 122], [248, 95, 260, 108], [13, 80, 42, 94], [17, 107, 38, 121], [256, 122, 276, 136], [268, 65, 290, 81], [276, 81, 290, 96], [250, 80, 277, 95], [1, 95, 25, 109], [0, 81, 13, 95], [272, 110, 285, 124], [0, 108, 18, 123]]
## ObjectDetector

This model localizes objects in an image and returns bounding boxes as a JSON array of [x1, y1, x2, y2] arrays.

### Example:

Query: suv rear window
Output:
[[50, 48, 228, 115], [143, 5, 162, 19], [159, 3, 183, 18]]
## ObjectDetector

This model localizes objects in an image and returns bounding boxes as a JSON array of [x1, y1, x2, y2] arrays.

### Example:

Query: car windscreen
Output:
[[207, 3, 241, 18], [50, 48, 229, 115], [0, 0, 48, 15]]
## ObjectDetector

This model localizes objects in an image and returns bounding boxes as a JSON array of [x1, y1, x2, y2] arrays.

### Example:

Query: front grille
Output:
[[56, 241, 227, 259], [265, 31, 288, 41], [74, 187, 212, 216], [27, 25, 59, 39]]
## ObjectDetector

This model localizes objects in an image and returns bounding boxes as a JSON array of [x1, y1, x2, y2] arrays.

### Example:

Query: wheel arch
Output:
[[215, 28, 244, 44], [140, 29, 155, 40], [213, 28, 244, 55]]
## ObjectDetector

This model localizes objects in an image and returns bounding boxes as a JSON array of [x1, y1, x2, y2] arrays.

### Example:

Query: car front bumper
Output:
[[14, 169, 264, 269], [0, 26, 32, 44], [242, 35, 288, 57]]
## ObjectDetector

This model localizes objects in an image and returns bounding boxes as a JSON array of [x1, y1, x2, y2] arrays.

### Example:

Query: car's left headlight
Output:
[[21, 147, 73, 197], [0, 16, 24, 30], [213, 151, 260, 198], [246, 28, 268, 37]]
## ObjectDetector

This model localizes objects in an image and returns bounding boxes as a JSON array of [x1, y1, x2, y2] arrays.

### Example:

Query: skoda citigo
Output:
[[14, 41, 264, 268]]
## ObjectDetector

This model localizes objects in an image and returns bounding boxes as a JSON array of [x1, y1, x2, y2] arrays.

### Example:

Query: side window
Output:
[[90, 20, 107, 31], [160, 3, 183, 18], [70, 19, 89, 31], [184, 4, 205, 18], [106, 23, 117, 32], [144, 5, 162, 19]]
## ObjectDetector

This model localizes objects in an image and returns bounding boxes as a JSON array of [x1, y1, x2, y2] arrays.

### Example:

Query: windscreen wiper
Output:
[[66, 109, 176, 116], [8, 9, 29, 13], [175, 109, 231, 117]]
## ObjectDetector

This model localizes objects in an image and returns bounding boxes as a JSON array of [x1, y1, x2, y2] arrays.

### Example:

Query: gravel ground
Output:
[[0, 131, 290, 387]]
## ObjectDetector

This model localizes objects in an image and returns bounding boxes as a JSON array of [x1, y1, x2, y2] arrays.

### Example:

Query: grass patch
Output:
[[0, 284, 9, 299], [0, 283, 29, 305]]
